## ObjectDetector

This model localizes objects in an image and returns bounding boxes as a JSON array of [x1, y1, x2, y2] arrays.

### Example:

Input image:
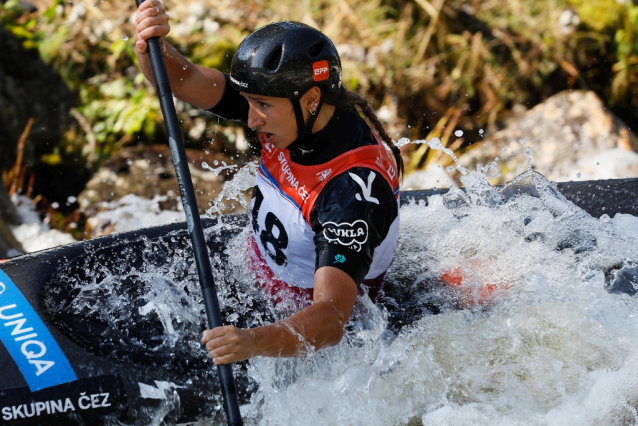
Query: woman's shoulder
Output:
[[318, 166, 398, 210]]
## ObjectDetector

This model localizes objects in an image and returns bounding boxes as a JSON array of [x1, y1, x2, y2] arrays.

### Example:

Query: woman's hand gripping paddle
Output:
[[133, 1, 243, 424]]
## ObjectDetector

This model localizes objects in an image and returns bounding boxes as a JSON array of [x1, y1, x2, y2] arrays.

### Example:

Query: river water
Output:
[[54, 141, 638, 425], [189, 143, 637, 425]]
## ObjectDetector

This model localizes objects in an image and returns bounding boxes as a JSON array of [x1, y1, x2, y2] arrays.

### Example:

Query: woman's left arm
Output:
[[202, 266, 358, 364]]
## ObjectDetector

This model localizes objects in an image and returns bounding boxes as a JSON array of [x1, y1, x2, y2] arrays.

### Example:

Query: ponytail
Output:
[[325, 87, 404, 180]]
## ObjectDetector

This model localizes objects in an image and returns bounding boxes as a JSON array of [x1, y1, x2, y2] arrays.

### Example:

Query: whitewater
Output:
[[10, 141, 638, 426], [228, 144, 638, 426]]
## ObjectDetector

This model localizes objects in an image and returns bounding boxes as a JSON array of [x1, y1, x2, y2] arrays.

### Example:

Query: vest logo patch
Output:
[[313, 60, 330, 82], [263, 142, 276, 159], [376, 154, 396, 181], [333, 254, 346, 264], [316, 169, 332, 182], [323, 220, 368, 252], [349, 171, 379, 205]]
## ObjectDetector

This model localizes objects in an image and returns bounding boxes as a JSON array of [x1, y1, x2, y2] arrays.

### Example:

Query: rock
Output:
[[0, 25, 74, 169], [453, 90, 638, 184], [401, 165, 456, 191], [0, 217, 24, 260], [0, 177, 20, 225], [78, 146, 251, 236], [570, 148, 638, 181]]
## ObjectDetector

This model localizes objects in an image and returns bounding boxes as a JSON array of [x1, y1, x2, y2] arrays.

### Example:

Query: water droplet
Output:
[[122, 36, 129, 41], [524, 147, 533, 170], [518, 138, 525, 144], [454, 130, 463, 137], [445, 166, 454, 173], [502, 147, 507, 152], [479, 129, 484, 135], [576, 172, 582, 178], [183, 65, 188, 70], [495, 156, 500, 161]]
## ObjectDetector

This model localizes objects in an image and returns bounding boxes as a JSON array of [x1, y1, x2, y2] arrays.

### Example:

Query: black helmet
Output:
[[229, 21, 342, 99]]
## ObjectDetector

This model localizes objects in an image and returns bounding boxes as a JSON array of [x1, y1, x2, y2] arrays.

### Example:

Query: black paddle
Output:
[[133, 1, 243, 424]]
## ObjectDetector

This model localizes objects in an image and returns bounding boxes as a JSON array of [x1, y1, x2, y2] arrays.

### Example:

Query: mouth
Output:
[[261, 132, 275, 144]]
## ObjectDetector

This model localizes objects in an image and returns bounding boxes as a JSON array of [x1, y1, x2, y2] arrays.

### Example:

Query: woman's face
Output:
[[241, 93, 302, 149]]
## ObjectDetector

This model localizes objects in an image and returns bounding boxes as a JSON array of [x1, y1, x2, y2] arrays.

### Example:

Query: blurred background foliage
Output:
[[1, 0, 638, 183]]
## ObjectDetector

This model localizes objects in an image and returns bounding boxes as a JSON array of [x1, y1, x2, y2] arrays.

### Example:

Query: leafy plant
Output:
[[2, 0, 637, 178]]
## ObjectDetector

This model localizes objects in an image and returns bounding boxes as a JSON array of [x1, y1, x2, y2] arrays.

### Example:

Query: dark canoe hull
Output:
[[0, 178, 637, 425]]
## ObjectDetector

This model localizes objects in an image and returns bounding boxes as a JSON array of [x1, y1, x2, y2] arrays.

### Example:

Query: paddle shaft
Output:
[[133, 2, 243, 424]]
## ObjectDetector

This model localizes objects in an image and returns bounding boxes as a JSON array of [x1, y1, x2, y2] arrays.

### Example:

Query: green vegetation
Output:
[[2, 0, 638, 178]]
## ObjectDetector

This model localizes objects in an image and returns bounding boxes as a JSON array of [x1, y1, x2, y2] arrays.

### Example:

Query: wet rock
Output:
[[78, 146, 250, 235], [401, 165, 456, 191], [0, 177, 19, 226], [0, 25, 74, 169], [0, 217, 24, 259], [455, 90, 638, 184], [0, 175, 24, 259]]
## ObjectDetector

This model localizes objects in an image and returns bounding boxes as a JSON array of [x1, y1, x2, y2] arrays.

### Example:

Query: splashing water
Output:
[[237, 142, 638, 425], [45, 145, 638, 425], [205, 161, 257, 217]]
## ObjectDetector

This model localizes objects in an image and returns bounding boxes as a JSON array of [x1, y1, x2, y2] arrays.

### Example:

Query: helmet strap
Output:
[[292, 87, 326, 141]]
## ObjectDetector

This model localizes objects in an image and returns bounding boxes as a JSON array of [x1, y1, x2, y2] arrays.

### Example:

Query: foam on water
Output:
[[45, 142, 638, 425], [233, 143, 638, 425]]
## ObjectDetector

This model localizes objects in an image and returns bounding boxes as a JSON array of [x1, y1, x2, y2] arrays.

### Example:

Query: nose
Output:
[[247, 106, 265, 129]]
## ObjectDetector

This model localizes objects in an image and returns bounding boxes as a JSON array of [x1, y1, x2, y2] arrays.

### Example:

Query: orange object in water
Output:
[[441, 266, 503, 307]]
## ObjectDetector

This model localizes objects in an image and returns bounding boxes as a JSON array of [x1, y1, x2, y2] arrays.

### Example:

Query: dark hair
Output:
[[325, 87, 404, 180]]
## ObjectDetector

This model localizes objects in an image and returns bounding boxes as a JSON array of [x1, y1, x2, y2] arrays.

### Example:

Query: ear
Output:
[[301, 86, 321, 110]]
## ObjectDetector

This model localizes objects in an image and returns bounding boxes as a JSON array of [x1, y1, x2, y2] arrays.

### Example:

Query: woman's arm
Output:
[[201, 266, 358, 364], [134, 0, 225, 110]]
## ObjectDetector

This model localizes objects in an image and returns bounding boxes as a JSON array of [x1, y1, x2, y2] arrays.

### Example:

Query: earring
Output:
[[310, 109, 317, 116]]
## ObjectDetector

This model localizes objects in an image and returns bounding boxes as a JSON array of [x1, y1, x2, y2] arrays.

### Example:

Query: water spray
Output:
[[132, 1, 243, 424]]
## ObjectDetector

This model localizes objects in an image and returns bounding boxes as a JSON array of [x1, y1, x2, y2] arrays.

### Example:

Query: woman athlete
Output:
[[134, 0, 404, 365]]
